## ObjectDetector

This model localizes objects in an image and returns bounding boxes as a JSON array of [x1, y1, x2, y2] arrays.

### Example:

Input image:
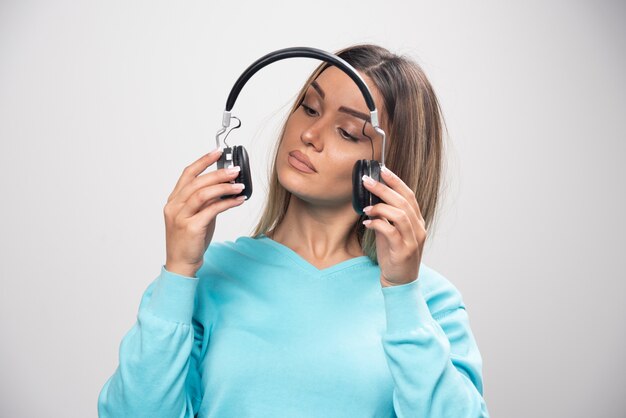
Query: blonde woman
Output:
[[98, 44, 490, 417]]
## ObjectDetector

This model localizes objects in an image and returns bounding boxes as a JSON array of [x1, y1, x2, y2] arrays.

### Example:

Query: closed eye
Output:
[[301, 103, 360, 143], [300, 103, 319, 117], [338, 128, 359, 142]]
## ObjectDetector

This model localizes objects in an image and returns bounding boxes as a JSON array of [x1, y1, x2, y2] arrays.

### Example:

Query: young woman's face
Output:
[[276, 66, 386, 209]]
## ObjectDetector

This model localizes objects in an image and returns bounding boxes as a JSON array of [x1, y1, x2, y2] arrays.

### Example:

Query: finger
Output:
[[362, 173, 421, 235], [168, 149, 223, 202], [363, 217, 403, 249], [363, 203, 417, 247], [178, 182, 246, 219], [189, 193, 246, 230], [379, 167, 424, 221], [176, 165, 241, 204]]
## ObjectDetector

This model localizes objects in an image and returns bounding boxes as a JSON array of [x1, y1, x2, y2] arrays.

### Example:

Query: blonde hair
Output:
[[250, 44, 448, 264]]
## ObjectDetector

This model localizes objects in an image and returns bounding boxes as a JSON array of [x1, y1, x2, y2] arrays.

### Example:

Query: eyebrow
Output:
[[337, 106, 371, 124], [311, 80, 325, 99], [310, 80, 371, 124]]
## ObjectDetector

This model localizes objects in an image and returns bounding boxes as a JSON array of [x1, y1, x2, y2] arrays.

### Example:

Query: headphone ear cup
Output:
[[233, 145, 252, 200], [352, 159, 384, 214], [352, 160, 368, 215], [218, 145, 253, 200]]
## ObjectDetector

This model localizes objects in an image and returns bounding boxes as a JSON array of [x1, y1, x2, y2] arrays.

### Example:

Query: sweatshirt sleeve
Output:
[[380, 276, 490, 418], [97, 265, 204, 418]]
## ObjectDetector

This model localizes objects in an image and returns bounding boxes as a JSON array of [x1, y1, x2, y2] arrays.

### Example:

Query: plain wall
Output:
[[0, 0, 624, 416]]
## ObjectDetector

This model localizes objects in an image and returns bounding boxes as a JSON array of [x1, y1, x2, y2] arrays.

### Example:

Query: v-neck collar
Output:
[[256, 234, 372, 277]]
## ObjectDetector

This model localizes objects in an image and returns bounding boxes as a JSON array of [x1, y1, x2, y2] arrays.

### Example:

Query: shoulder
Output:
[[193, 235, 265, 304], [418, 263, 466, 314], [195, 235, 268, 281], [202, 235, 262, 264]]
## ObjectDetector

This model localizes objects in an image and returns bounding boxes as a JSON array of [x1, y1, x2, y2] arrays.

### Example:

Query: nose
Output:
[[300, 117, 325, 150]]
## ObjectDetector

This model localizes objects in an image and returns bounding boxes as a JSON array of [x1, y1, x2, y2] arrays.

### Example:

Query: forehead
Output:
[[312, 66, 384, 113]]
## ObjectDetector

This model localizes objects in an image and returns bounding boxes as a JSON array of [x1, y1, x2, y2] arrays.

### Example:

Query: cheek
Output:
[[319, 141, 370, 177], [283, 111, 304, 133], [327, 154, 361, 184]]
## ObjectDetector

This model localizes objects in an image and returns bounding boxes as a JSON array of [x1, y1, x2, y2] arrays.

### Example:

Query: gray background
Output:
[[0, 0, 624, 417]]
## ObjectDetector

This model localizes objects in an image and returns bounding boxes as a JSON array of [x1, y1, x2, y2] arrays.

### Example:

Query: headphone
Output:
[[214, 46, 388, 215]]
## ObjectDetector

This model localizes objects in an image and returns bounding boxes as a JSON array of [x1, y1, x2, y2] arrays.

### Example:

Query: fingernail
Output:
[[362, 219, 372, 226], [363, 206, 373, 213], [381, 166, 392, 176], [362, 174, 376, 186], [227, 165, 241, 174], [207, 147, 222, 156]]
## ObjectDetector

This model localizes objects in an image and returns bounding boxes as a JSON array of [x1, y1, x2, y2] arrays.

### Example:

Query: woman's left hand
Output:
[[361, 167, 427, 288]]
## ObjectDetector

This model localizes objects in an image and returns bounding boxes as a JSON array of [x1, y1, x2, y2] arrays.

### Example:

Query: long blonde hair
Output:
[[250, 44, 448, 264]]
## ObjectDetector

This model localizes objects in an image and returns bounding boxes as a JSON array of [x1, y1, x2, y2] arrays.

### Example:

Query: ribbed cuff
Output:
[[146, 265, 199, 324], [381, 278, 433, 334]]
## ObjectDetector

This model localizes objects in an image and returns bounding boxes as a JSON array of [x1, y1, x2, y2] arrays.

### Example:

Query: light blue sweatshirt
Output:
[[98, 234, 489, 417]]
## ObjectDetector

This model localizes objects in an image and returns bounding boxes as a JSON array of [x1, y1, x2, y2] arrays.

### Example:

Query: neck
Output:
[[267, 194, 363, 261]]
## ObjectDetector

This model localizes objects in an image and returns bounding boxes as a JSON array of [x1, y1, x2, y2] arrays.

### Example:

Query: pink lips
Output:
[[288, 150, 317, 172]]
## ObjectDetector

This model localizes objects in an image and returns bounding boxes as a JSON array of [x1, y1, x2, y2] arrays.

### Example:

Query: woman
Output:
[[98, 44, 490, 417]]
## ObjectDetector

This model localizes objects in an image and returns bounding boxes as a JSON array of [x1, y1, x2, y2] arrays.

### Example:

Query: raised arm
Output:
[[380, 277, 490, 417], [98, 148, 247, 416], [97, 266, 204, 417]]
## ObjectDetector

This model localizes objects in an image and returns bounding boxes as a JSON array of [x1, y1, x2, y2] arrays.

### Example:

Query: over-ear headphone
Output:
[[214, 46, 388, 215]]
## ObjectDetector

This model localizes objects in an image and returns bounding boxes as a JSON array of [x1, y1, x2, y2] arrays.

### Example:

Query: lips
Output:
[[288, 150, 317, 172]]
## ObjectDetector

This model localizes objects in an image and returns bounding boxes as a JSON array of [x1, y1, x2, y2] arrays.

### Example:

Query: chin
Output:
[[277, 165, 308, 196], [280, 174, 352, 209], [276, 157, 352, 203]]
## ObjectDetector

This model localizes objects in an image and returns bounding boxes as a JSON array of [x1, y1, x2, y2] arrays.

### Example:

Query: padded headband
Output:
[[220, 46, 381, 129]]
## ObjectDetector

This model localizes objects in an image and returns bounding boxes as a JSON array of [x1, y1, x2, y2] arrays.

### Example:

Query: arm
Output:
[[97, 266, 204, 418], [381, 277, 490, 418]]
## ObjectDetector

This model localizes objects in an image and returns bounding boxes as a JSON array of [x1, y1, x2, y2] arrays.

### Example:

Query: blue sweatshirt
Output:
[[98, 234, 489, 417]]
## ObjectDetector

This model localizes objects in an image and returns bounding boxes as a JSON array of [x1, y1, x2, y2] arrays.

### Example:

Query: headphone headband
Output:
[[214, 46, 389, 212], [221, 46, 380, 129]]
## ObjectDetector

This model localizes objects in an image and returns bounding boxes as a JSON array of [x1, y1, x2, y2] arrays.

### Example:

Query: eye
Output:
[[338, 128, 359, 142], [300, 103, 319, 117]]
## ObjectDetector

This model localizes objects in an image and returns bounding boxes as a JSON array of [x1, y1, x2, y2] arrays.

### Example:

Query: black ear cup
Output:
[[233, 145, 253, 199], [218, 145, 253, 200], [352, 159, 385, 215]]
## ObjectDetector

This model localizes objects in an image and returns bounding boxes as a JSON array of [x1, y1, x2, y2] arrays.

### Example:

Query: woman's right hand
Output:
[[163, 149, 246, 277]]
